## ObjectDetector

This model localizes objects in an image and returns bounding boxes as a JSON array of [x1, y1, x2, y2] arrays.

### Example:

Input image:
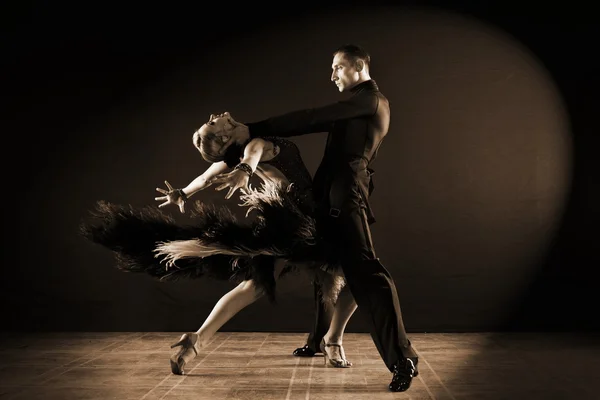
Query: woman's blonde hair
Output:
[[193, 127, 225, 163], [193, 122, 244, 167]]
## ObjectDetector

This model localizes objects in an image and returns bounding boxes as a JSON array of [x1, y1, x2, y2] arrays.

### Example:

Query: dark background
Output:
[[3, 0, 597, 333]]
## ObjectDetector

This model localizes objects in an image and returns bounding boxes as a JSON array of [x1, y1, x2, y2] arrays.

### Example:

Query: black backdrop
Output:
[[3, 0, 598, 333]]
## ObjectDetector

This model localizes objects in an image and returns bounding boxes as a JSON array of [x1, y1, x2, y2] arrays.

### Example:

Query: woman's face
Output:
[[199, 112, 234, 139], [193, 112, 238, 156]]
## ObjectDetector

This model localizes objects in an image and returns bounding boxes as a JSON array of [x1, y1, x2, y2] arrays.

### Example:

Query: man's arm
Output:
[[246, 94, 378, 139]]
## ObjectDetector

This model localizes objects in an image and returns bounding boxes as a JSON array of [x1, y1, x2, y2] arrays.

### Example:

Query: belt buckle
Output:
[[329, 208, 341, 217]]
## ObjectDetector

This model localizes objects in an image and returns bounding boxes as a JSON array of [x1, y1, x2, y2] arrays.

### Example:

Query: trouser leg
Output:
[[306, 279, 334, 350], [327, 205, 417, 371]]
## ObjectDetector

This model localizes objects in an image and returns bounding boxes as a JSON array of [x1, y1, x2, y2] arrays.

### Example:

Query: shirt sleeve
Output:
[[246, 94, 378, 139]]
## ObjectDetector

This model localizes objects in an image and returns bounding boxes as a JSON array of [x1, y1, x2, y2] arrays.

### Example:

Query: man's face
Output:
[[331, 52, 360, 92]]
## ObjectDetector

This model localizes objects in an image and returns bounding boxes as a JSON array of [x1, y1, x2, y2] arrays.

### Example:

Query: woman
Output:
[[80, 112, 357, 375]]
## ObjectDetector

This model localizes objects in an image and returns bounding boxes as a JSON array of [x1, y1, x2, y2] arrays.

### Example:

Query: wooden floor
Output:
[[0, 331, 597, 399]]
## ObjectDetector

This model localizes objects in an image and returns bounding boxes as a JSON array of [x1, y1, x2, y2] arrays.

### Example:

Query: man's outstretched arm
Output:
[[244, 95, 379, 139]]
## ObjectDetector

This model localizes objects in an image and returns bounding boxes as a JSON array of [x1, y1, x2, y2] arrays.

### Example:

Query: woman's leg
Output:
[[170, 259, 281, 375], [172, 279, 264, 370], [323, 284, 357, 345], [195, 279, 264, 346], [321, 284, 358, 367]]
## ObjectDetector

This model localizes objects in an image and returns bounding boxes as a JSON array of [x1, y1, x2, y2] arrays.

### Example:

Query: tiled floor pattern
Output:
[[0, 331, 598, 399]]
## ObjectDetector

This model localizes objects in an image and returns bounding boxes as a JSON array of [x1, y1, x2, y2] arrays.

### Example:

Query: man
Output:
[[215, 44, 418, 392]]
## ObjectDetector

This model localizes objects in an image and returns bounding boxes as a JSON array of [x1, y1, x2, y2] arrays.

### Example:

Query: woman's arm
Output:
[[241, 138, 289, 186], [156, 161, 231, 213], [209, 138, 272, 200], [186, 135, 275, 197], [181, 161, 231, 198], [241, 138, 270, 171]]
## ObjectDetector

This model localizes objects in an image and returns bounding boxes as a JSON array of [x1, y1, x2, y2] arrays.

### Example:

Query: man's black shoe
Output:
[[389, 357, 418, 392], [292, 344, 318, 357]]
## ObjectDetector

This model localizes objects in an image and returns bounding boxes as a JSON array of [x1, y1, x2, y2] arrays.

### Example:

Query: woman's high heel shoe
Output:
[[320, 338, 353, 368], [170, 332, 199, 375]]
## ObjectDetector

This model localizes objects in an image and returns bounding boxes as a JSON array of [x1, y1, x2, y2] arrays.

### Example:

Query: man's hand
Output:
[[210, 169, 251, 200], [230, 122, 250, 138], [221, 111, 250, 137], [155, 180, 187, 213]]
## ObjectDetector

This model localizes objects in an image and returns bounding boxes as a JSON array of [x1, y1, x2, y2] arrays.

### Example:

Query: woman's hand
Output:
[[155, 180, 187, 213], [210, 169, 251, 200]]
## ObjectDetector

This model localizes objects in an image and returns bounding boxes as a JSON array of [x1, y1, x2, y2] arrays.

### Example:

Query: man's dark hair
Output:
[[333, 44, 371, 70]]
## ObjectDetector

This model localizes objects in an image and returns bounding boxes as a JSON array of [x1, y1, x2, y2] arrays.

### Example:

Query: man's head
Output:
[[193, 112, 249, 163], [331, 44, 371, 92]]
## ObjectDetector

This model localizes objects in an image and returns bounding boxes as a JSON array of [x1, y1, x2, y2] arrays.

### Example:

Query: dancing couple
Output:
[[82, 44, 418, 392]]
